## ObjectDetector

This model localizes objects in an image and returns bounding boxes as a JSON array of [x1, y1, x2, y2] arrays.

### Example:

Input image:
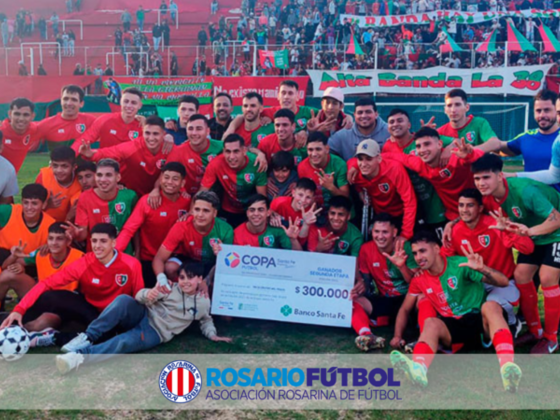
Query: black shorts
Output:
[[517, 243, 560, 269], [218, 209, 246, 228], [439, 312, 483, 346], [141, 260, 157, 289], [365, 294, 406, 327], [22, 290, 100, 327]]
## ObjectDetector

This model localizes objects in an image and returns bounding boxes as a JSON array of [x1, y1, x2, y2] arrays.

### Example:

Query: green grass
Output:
[[7, 153, 549, 419]]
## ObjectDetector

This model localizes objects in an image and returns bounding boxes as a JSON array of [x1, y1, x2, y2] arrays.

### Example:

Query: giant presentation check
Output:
[[211, 245, 354, 327]]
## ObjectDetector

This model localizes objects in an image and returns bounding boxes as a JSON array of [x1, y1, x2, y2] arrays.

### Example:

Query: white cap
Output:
[[355, 139, 380, 158], [322, 87, 344, 104]]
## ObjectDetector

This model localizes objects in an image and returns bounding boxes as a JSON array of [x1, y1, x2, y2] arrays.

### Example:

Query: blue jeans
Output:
[[154, 36, 161, 51], [80, 295, 161, 364], [138, 19, 144, 31]]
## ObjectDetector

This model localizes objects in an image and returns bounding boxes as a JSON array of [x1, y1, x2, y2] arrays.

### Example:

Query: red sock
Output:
[[492, 328, 514, 367], [417, 298, 437, 333], [542, 285, 560, 342], [517, 281, 542, 337], [352, 302, 372, 336], [412, 341, 435, 371]]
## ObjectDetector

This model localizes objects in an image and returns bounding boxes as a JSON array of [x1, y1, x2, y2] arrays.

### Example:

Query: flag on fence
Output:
[[476, 29, 498, 53], [507, 20, 537, 52], [346, 29, 364, 55], [538, 23, 560, 53], [258, 50, 289, 69], [439, 27, 464, 53]]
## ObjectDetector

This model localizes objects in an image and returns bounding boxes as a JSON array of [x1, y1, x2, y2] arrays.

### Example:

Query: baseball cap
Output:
[[355, 139, 380, 158], [322, 87, 344, 104]]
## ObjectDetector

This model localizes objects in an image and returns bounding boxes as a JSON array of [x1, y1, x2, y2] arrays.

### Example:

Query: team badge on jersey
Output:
[[478, 235, 491, 247], [378, 183, 390, 193], [115, 274, 128, 287], [207, 154, 216, 162], [156, 159, 166, 169], [439, 168, 452, 178], [76, 124, 86, 134], [115, 202, 126, 214], [294, 156, 302, 165], [209, 238, 220, 247], [338, 240, 349, 252], [447, 276, 458, 290], [263, 235, 274, 246], [128, 130, 139, 140], [465, 131, 476, 143], [511, 206, 523, 218], [178, 209, 188, 218], [257, 134, 266, 143], [297, 118, 307, 128], [23, 135, 31, 146], [244, 173, 254, 183]]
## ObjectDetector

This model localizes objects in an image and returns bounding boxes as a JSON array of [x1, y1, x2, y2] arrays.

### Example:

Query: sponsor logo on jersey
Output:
[[222, 175, 229, 180], [4, 139, 11, 144], [263, 235, 274, 246], [160, 212, 167, 217], [128, 130, 139, 140], [447, 276, 458, 290], [188, 159, 195, 164], [378, 183, 390, 193], [76, 124, 86, 134], [244, 173, 254, 183], [23, 135, 30, 146], [465, 131, 476, 143], [115, 274, 128, 287], [159, 360, 202, 403], [512, 206, 523, 218], [478, 235, 491, 247], [110, 129, 117, 135], [58, 129, 65, 134], [338, 240, 349, 252], [140, 161, 146, 167], [93, 209, 100, 214], [439, 168, 452, 178], [92, 278, 100, 284], [115, 202, 126, 214], [373, 262, 380, 267]]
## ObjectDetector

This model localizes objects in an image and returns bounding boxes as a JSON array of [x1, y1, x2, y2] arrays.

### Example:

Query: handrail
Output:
[[20, 42, 62, 75]]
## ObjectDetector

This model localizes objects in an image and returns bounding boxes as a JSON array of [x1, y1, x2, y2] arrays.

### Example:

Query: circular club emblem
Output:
[[159, 360, 202, 403]]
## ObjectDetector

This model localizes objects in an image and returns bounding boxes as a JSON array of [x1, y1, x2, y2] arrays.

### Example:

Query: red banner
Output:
[[0, 76, 98, 104], [547, 75, 560, 93], [212, 77, 310, 106]]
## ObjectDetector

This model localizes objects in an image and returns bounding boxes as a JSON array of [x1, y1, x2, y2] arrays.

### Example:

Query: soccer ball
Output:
[[224, 252, 240, 268], [0, 326, 30, 362]]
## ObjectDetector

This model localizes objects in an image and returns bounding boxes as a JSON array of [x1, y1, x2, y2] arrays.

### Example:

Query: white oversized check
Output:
[[211, 244, 354, 327]]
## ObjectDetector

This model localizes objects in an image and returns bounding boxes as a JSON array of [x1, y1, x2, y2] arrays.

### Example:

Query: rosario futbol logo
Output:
[[159, 360, 202, 404], [512, 206, 523, 218], [23, 135, 31, 146], [338, 240, 349, 252], [439, 168, 452, 178], [447, 276, 458, 290], [115, 274, 128, 286], [128, 130, 139, 140], [465, 131, 476, 143], [244, 173, 254, 183], [115, 202, 126, 214], [224, 252, 240, 268], [478, 235, 491, 247], [75, 124, 86, 134], [378, 183, 390, 193], [263, 235, 274, 246]]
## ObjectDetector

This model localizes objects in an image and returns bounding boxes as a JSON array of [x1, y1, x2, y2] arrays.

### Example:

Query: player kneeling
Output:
[[389, 231, 522, 393], [56, 262, 232, 374]]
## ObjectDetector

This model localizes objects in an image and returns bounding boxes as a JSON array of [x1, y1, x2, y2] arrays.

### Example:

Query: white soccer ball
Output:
[[0, 326, 30, 362]]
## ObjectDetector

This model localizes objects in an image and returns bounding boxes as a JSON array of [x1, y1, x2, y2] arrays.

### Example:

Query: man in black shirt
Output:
[[208, 92, 233, 140]]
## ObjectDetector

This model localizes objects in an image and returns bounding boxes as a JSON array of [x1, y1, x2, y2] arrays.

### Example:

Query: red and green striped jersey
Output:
[[307, 223, 364, 257], [37, 112, 97, 151], [257, 133, 307, 165], [251, 123, 275, 147], [482, 178, 560, 246], [234, 223, 293, 249], [297, 154, 348, 208], [167, 139, 223, 196], [161, 216, 234, 264], [261, 105, 317, 133], [382, 138, 448, 225], [73, 112, 142, 151], [358, 240, 417, 297], [408, 256, 485, 318], [201, 153, 267, 214], [437, 115, 496, 146], [75, 188, 138, 253]]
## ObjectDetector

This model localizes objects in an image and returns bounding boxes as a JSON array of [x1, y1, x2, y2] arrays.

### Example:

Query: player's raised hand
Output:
[[489, 208, 509, 231], [420, 116, 437, 129], [135, 114, 147, 126], [78, 140, 94, 158], [61, 221, 85, 240], [315, 169, 336, 190], [341, 113, 353, 129], [451, 137, 473, 159], [459, 242, 484, 271], [317, 230, 339, 252], [301, 203, 321, 226], [504, 221, 531, 237], [294, 130, 308, 149], [282, 217, 301, 239], [162, 134, 174, 154], [165, 119, 178, 131], [269, 211, 283, 227], [211, 239, 223, 256], [10, 240, 29, 259], [146, 286, 162, 303], [382, 240, 408, 268], [47, 191, 66, 209], [0, 312, 23, 329], [254, 152, 268, 173]]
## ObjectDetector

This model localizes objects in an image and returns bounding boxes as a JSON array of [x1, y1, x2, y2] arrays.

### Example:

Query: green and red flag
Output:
[[258, 50, 289, 69], [507, 20, 537, 52], [346, 28, 364, 55], [439, 27, 464, 53], [538, 23, 560, 53], [476, 29, 498, 53]]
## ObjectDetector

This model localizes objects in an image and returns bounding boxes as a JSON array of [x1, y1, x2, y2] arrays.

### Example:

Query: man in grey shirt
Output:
[[0, 138, 18, 204], [328, 97, 390, 162]]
